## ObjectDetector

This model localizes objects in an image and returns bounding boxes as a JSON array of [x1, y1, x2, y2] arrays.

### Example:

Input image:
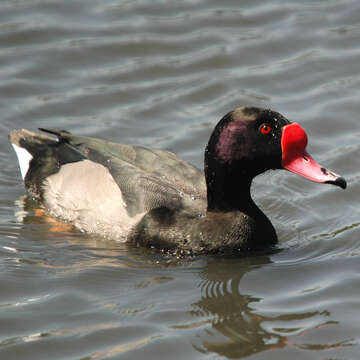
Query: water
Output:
[[0, 0, 359, 359]]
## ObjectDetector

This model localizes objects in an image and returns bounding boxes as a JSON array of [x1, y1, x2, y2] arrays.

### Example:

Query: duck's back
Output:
[[9, 129, 207, 240]]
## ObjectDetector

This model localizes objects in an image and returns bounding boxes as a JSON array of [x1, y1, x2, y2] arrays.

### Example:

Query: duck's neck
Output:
[[205, 160, 257, 213]]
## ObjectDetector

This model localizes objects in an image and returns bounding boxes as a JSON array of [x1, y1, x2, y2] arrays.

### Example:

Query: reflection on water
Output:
[[195, 257, 276, 358], [194, 258, 354, 358]]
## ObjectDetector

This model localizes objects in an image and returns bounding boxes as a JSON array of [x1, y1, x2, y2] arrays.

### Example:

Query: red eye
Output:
[[260, 124, 272, 135]]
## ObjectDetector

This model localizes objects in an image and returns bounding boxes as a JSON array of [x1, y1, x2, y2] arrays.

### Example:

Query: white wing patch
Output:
[[11, 144, 33, 180]]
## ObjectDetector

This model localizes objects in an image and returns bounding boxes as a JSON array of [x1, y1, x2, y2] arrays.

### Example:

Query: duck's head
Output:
[[205, 107, 346, 211]]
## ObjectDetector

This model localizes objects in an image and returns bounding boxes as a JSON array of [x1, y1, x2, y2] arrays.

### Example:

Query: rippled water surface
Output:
[[1, 0, 360, 359]]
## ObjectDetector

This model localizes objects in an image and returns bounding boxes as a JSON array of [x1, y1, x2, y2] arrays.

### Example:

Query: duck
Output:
[[9, 107, 346, 255]]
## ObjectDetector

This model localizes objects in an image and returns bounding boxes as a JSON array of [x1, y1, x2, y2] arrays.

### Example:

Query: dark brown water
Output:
[[1, 0, 359, 359]]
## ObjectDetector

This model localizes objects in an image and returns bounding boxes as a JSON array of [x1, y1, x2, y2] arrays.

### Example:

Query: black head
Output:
[[206, 107, 290, 178]]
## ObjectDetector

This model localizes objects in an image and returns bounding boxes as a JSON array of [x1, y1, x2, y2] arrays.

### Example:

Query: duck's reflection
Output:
[[192, 256, 279, 358], [191, 257, 346, 358]]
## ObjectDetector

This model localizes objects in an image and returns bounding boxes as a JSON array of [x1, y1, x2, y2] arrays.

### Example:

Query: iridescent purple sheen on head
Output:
[[215, 121, 248, 162]]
